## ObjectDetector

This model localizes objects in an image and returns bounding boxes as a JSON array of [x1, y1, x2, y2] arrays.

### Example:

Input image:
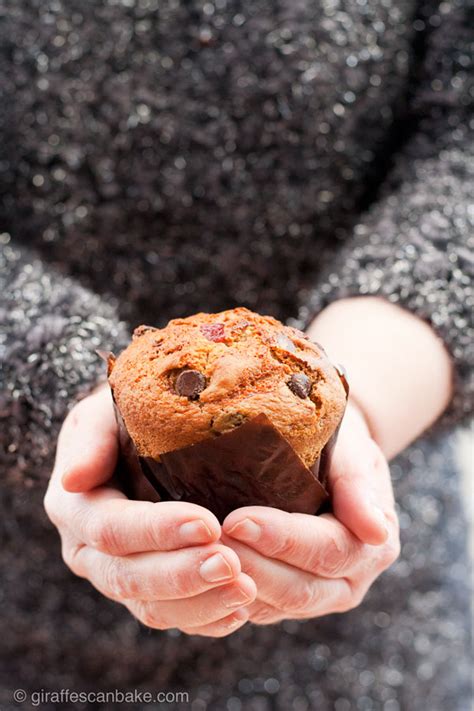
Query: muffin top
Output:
[[108, 307, 347, 467]]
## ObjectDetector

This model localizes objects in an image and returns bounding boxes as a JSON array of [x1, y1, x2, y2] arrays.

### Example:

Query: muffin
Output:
[[104, 307, 348, 519]]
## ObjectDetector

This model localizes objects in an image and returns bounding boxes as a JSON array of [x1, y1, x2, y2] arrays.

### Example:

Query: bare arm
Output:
[[307, 297, 453, 459]]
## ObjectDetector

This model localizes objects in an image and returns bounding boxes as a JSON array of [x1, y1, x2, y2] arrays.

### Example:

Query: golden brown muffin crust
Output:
[[108, 307, 346, 467]]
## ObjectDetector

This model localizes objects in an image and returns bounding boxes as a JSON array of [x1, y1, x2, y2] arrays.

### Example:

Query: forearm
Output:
[[299, 2, 472, 430], [0, 242, 129, 484], [307, 297, 453, 459]]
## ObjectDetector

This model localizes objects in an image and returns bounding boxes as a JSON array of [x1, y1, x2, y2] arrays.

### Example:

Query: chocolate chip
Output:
[[175, 369, 207, 399], [275, 332, 297, 352], [287, 373, 312, 398], [133, 325, 157, 339], [335, 363, 350, 396], [310, 339, 327, 355]]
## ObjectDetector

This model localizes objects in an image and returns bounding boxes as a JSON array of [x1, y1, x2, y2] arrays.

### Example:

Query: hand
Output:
[[44, 385, 257, 637], [221, 402, 400, 624]]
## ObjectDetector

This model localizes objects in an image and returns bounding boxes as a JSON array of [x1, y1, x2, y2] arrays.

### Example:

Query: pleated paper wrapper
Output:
[[100, 351, 348, 522]]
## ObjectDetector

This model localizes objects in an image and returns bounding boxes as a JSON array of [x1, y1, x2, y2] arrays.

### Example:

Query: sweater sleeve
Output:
[[0, 240, 130, 486], [299, 3, 473, 425]]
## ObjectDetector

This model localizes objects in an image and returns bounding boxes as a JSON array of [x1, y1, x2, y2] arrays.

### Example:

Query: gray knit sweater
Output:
[[0, 0, 472, 709]]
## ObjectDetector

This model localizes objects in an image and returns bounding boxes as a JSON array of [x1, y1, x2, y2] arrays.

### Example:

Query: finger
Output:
[[67, 543, 242, 601], [328, 404, 396, 545], [61, 492, 222, 555], [179, 608, 250, 637], [223, 506, 365, 577], [128, 573, 256, 630], [44, 473, 126, 537], [222, 535, 352, 616], [246, 600, 286, 625], [54, 386, 119, 492]]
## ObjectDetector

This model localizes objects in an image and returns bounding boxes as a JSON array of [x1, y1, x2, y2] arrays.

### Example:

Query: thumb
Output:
[[55, 386, 119, 493], [328, 404, 395, 545]]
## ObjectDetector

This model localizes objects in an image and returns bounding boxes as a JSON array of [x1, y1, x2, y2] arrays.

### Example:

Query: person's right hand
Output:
[[44, 385, 256, 637]]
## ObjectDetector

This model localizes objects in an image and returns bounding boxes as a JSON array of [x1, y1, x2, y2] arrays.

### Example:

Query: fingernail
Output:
[[179, 520, 213, 545], [200, 553, 234, 583], [221, 586, 253, 609], [226, 518, 261, 543]]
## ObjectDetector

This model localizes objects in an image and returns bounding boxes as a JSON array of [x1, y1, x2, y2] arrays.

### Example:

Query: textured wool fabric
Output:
[[0, 0, 472, 708]]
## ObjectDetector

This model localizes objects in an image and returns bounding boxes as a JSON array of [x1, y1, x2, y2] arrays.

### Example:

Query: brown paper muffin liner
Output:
[[100, 351, 348, 522]]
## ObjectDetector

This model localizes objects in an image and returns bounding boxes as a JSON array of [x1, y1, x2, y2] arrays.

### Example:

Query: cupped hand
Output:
[[221, 402, 400, 624], [44, 385, 256, 637]]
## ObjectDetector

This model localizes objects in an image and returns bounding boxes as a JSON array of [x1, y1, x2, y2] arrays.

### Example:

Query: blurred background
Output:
[[1, 1, 472, 709], [458, 429, 473, 560]]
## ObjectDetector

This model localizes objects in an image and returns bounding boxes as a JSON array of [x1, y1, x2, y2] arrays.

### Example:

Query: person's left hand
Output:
[[221, 402, 400, 624]]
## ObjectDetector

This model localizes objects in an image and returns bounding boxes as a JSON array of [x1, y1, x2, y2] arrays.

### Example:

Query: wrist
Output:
[[345, 393, 374, 439], [307, 297, 453, 458], [343, 398, 373, 439]]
